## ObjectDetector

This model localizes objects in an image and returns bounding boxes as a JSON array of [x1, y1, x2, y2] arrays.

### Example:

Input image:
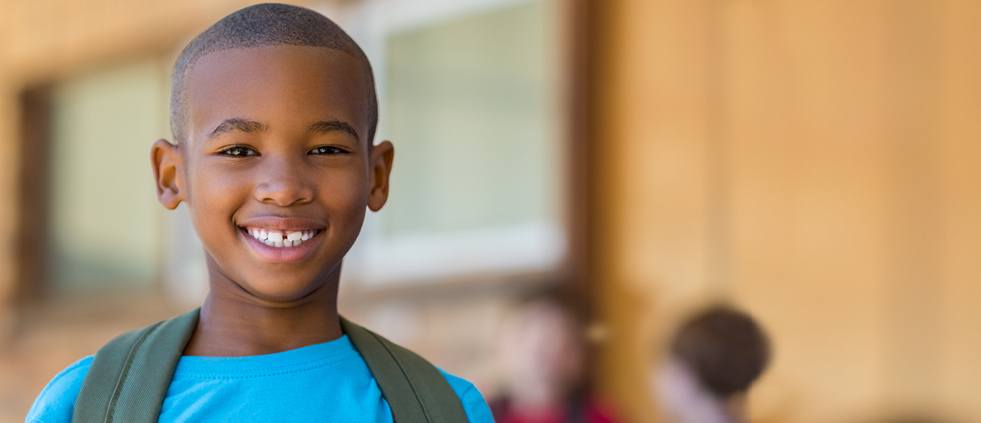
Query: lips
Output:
[[235, 215, 325, 263], [244, 228, 318, 248]]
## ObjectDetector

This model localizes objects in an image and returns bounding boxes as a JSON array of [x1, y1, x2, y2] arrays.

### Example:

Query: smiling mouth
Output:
[[241, 227, 321, 248]]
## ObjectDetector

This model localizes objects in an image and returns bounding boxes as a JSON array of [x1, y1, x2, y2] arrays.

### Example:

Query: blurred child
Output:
[[653, 304, 771, 423], [491, 290, 617, 423]]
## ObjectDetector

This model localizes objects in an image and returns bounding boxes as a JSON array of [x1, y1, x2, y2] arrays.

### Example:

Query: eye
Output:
[[218, 145, 258, 157], [308, 145, 348, 155]]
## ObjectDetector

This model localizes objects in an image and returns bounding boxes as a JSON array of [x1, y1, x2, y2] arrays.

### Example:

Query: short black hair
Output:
[[669, 304, 771, 398], [170, 3, 377, 144]]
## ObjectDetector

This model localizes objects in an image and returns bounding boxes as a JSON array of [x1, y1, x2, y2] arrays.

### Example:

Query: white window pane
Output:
[[48, 60, 168, 293]]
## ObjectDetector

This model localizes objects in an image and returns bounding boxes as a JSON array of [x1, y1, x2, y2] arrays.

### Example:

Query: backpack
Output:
[[71, 308, 468, 423]]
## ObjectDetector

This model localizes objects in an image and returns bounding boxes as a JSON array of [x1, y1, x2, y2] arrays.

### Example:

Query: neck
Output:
[[724, 394, 748, 423], [182, 262, 343, 357]]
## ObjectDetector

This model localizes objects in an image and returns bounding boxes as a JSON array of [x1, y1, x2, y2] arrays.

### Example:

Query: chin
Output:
[[240, 276, 328, 303], [203, 244, 345, 304]]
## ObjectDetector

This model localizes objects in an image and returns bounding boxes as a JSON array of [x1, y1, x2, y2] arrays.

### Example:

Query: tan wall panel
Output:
[[939, 1, 981, 419], [1, 0, 314, 83], [725, 2, 891, 420], [0, 84, 20, 327], [596, 1, 715, 422], [597, 1, 981, 422]]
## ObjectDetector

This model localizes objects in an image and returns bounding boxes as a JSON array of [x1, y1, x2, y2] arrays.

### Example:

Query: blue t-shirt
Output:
[[27, 335, 493, 422]]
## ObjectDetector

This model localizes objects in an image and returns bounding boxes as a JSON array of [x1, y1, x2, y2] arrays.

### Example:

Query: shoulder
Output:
[[439, 369, 495, 423], [26, 356, 94, 423]]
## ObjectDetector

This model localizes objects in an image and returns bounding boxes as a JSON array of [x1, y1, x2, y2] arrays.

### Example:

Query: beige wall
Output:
[[596, 1, 981, 422]]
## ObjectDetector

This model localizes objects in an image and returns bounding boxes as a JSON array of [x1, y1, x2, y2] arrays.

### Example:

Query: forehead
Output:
[[184, 45, 369, 141]]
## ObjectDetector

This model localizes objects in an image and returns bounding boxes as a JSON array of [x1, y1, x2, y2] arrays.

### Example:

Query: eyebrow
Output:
[[208, 118, 266, 139], [207, 118, 360, 142], [309, 120, 360, 142]]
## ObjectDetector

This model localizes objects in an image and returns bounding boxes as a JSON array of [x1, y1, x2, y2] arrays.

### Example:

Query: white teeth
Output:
[[244, 227, 317, 248]]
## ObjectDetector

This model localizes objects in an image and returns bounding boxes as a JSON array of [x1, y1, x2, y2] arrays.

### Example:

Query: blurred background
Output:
[[1, 0, 979, 422]]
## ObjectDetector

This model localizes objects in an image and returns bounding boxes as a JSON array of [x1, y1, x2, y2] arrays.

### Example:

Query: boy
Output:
[[27, 3, 493, 422], [490, 291, 617, 423], [652, 305, 771, 423]]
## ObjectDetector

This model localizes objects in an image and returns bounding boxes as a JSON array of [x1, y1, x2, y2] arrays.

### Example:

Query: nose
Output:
[[253, 156, 314, 207]]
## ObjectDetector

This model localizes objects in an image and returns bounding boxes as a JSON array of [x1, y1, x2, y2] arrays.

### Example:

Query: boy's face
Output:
[[152, 45, 392, 302]]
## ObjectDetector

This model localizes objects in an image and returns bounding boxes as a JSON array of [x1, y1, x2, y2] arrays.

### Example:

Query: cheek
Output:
[[319, 170, 371, 219], [186, 168, 247, 244]]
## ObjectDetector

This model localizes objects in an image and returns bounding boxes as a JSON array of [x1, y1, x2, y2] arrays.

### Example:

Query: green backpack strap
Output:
[[73, 308, 199, 423], [340, 317, 469, 423], [72, 309, 468, 423]]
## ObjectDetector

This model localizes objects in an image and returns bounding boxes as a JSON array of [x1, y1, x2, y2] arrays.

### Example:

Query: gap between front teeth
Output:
[[246, 228, 316, 248]]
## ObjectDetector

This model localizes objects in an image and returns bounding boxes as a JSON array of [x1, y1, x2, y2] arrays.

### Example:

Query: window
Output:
[[336, 0, 566, 287], [46, 59, 170, 295]]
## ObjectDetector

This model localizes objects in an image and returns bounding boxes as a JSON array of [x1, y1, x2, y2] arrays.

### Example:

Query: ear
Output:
[[367, 140, 395, 212], [151, 139, 186, 209]]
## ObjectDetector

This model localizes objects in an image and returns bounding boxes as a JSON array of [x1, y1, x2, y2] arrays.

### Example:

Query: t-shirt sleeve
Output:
[[440, 369, 495, 423], [26, 356, 94, 423]]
